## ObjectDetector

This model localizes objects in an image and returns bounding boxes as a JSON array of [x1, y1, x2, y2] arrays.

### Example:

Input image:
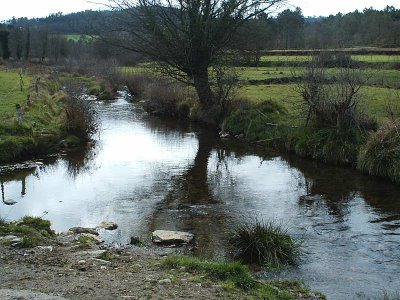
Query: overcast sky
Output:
[[0, 0, 399, 21]]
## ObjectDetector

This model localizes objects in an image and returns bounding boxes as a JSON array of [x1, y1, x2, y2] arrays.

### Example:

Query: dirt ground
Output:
[[0, 232, 250, 300]]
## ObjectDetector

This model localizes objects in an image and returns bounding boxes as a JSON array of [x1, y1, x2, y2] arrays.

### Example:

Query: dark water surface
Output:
[[1, 94, 399, 299]]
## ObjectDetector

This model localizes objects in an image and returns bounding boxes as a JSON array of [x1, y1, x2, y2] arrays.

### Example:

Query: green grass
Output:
[[260, 54, 400, 63], [230, 219, 301, 268], [0, 216, 54, 248], [163, 256, 324, 299], [0, 68, 69, 162], [352, 55, 400, 63], [239, 83, 396, 126], [64, 34, 97, 42], [357, 122, 400, 183]]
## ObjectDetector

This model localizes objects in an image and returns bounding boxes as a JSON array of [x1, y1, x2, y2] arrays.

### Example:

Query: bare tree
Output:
[[296, 57, 371, 132], [102, 0, 284, 124]]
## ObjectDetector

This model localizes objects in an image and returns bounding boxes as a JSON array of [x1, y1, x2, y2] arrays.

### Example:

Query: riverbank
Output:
[[0, 67, 114, 164], [0, 218, 324, 300]]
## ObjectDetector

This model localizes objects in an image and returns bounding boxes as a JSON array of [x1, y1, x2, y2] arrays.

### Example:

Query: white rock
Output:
[[158, 279, 172, 285], [97, 221, 118, 231], [152, 230, 194, 244], [36, 246, 53, 252], [0, 235, 22, 244]]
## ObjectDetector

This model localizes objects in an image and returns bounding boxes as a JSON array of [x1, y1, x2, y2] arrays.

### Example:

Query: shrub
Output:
[[123, 73, 154, 99], [62, 93, 100, 141], [230, 219, 301, 268], [357, 122, 400, 183]]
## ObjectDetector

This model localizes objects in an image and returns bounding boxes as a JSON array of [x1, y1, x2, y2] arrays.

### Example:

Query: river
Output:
[[1, 93, 399, 299]]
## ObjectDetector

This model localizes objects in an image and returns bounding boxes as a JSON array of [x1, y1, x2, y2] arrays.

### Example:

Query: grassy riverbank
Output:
[[0, 68, 67, 163], [0, 68, 110, 164], [120, 53, 400, 183]]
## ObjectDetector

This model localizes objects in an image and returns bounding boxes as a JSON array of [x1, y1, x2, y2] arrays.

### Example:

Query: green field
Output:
[[260, 54, 400, 63], [0, 68, 66, 162], [64, 34, 97, 42]]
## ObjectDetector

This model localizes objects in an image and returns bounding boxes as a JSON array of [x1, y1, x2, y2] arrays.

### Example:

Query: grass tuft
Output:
[[357, 122, 400, 183], [229, 219, 301, 268]]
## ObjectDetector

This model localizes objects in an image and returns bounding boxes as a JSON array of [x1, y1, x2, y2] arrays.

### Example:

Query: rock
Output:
[[90, 258, 112, 265], [299, 194, 323, 203], [219, 131, 230, 138], [97, 221, 118, 231], [158, 279, 172, 285], [69, 227, 99, 236], [81, 250, 107, 258], [152, 230, 194, 244], [130, 236, 142, 246], [0, 235, 22, 245], [36, 246, 53, 252], [78, 260, 86, 264]]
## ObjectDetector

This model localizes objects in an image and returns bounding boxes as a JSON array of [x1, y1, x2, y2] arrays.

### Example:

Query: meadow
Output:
[[0, 68, 66, 162]]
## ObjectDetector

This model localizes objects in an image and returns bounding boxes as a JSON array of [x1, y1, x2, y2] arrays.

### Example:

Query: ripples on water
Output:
[[1, 95, 399, 299]]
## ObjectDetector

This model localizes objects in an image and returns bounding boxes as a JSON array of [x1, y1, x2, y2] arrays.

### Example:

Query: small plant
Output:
[[98, 251, 113, 261], [357, 121, 400, 183], [77, 235, 93, 248], [19, 216, 55, 237], [230, 219, 301, 268]]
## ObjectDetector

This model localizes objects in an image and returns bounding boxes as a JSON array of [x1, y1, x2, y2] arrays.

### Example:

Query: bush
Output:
[[62, 92, 100, 141], [357, 122, 400, 183], [123, 73, 154, 99], [230, 219, 301, 268]]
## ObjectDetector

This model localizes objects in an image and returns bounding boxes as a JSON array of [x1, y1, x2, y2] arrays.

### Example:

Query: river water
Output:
[[1, 94, 399, 299]]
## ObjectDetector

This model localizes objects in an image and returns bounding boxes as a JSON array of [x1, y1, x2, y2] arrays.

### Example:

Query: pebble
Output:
[[158, 279, 172, 285]]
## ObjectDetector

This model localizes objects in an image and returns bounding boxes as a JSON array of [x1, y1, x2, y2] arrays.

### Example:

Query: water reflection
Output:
[[0, 96, 399, 299]]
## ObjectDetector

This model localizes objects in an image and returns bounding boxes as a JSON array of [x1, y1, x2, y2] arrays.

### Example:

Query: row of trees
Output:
[[0, 20, 69, 62], [233, 5, 400, 53]]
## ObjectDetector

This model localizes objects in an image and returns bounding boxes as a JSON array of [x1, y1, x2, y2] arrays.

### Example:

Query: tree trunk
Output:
[[193, 67, 213, 109], [192, 66, 224, 126]]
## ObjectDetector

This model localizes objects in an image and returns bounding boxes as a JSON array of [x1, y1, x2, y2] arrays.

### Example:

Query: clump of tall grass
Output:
[[294, 127, 364, 165], [62, 91, 100, 142], [230, 219, 301, 268], [143, 80, 195, 119], [357, 121, 400, 183], [123, 73, 155, 99]]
